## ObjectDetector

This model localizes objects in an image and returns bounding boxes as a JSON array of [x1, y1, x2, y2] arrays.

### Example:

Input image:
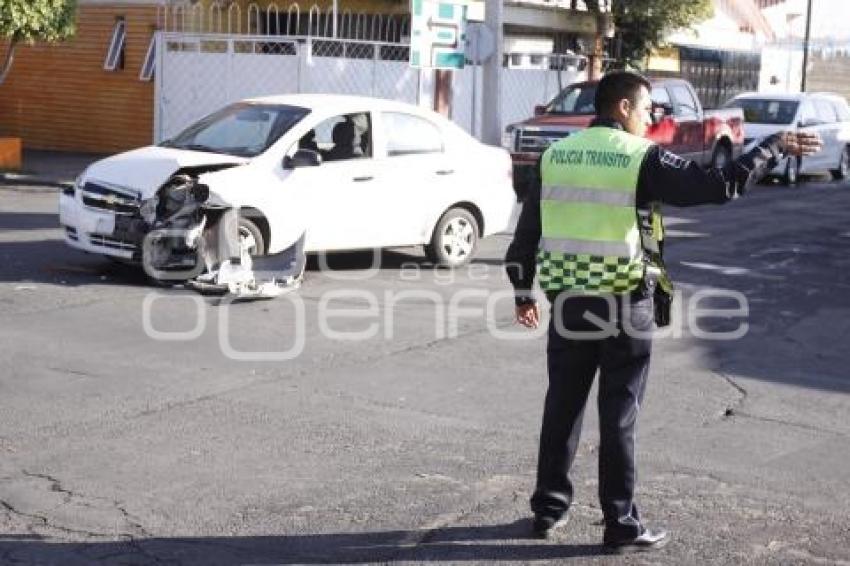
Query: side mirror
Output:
[[533, 104, 547, 117], [284, 149, 322, 169], [651, 103, 673, 124]]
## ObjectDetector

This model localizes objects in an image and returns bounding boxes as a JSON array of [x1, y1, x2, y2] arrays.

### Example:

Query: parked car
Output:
[[723, 92, 850, 185], [504, 77, 745, 200], [59, 95, 516, 272]]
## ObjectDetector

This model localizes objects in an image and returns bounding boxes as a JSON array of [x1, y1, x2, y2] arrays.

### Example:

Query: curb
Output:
[[0, 174, 71, 191]]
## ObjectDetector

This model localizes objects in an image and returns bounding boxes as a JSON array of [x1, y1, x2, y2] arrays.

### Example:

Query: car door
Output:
[[647, 85, 677, 146], [372, 110, 453, 247], [282, 111, 384, 252], [813, 98, 840, 169], [796, 99, 826, 172], [668, 83, 704, 162]]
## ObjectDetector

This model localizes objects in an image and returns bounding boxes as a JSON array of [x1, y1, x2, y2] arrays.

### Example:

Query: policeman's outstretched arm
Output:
[[637, 132, 823, 207]]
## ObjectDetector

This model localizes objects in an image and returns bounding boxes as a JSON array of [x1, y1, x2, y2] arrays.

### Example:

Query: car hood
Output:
[[82, 146, 249, 198], [742, 122, 787, 141], [516, 114, 594, 129]]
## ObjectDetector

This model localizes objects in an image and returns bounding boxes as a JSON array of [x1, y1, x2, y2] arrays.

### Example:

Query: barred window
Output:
[[139, 34, 155, 81], [104, 18, 126, 71]]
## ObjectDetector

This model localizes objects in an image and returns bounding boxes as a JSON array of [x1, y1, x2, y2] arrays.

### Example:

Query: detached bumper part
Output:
[[143, 189, 304, 300]]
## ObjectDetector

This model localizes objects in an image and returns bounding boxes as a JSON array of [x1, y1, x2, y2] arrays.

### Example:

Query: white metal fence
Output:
[[157, 0, 411, 43], [155, 32, 587, 143]]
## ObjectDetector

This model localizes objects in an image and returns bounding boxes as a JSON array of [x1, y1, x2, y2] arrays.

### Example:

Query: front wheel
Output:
[[710, 144, 732, 169], [783, 156, 800, 186], [238, 217, 266, 256], [831, 146, 849, 180], [425, 208, 479, 268]]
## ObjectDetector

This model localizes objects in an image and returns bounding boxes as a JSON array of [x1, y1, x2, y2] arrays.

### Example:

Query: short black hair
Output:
[[594, 71, 651, 116]]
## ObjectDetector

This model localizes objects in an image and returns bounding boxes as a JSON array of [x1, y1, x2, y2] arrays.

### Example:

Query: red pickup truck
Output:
[[505, 77, 745, 199]]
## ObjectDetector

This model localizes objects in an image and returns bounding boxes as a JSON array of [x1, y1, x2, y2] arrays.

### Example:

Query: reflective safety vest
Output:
[[537, 126, 654, 294]]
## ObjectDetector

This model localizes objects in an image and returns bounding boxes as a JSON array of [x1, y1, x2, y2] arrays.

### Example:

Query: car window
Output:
[[670, 84, 699, 117], [724, 98, 799, 125], [382, 112, 443, 156], [162, 103, 309, 157], [651, 86, 671, 106], [309, 112, 371, 162], [834, 100, 850, 122], [813, 99, 836, 124], [546, 83, 597, 114], [799, 100, 818, 126]]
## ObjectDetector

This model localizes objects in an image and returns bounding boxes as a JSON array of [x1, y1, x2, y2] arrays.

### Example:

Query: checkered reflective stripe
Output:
[[537, 250, 644, 293]]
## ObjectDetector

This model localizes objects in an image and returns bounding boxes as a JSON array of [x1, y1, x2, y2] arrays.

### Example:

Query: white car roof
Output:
[[732, 91, 845, 102], [244, 93, 433, 117]]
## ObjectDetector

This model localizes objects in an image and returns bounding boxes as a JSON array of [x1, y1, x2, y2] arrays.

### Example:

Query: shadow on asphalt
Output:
[[0, 212, 61, 231], [661, 186, 850, 395], [0, 238, 149, 287], [0, 520, 612, 564]]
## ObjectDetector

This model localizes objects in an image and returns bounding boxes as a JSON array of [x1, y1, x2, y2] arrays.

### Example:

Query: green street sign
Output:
[[410, 0, 468, 70]]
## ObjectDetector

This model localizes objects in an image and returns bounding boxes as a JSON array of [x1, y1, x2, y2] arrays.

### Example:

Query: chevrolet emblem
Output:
[[103, 194, 117, 206]]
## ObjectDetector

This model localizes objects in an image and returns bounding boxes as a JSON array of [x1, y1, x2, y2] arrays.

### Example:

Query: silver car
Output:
[[724, 92, 850, 185]]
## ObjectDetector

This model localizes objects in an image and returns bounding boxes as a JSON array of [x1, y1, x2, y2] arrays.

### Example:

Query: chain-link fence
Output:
[[156, 31, 587, 143], [156, 34, 418, 141]]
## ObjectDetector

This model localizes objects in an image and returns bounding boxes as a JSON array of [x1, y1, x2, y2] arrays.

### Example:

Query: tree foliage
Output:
[[0, 0, 77, 84], [586, 0, 713, 70]]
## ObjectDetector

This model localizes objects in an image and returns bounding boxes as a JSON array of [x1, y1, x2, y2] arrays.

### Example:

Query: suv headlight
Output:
[[502, 126, 516, 150]]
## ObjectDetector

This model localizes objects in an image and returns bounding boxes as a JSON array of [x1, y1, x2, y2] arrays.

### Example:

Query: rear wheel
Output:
[[783, 156, 800, 186], [831, 146, 849, 180], [425, 208, 479, 267]]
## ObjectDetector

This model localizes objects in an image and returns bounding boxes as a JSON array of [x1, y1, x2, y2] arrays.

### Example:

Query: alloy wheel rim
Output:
[[238, 226, 258, 255], [441, 217, 474, 261]]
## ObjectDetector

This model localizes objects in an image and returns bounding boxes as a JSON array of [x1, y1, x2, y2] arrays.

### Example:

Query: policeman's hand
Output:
[[515, 302, 540, 329], [779, 131, 822, 156]]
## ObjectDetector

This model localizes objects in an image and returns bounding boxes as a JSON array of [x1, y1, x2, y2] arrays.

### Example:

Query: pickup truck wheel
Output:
[[238, 217, 266, 256], [830, 146, 849, 180], [783, 156, 799, 186], [711, 144, 732, 169], [425, 208, 479, 268]]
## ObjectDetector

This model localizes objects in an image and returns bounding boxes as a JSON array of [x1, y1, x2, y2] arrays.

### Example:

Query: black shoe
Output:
[[531, 514, 569, 539], [604, 528, 669, 553]]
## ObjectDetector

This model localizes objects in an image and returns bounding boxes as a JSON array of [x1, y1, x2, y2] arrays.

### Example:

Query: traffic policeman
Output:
[[505, 71, 821, 553]]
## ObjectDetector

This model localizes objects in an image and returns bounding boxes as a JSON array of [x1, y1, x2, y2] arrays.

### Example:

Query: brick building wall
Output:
[[0, 3, 158, 154]]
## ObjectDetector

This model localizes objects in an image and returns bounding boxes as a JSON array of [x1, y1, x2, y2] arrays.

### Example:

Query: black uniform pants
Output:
[[530, 285, 654, 542]]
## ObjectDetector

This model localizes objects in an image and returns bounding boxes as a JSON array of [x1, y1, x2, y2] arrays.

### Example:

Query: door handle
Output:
[[353, 175, 374, 182], [435, 169, 454, 175]]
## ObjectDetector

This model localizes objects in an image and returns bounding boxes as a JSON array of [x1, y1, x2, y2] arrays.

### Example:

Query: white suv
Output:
[[724, 92, 850, 185]]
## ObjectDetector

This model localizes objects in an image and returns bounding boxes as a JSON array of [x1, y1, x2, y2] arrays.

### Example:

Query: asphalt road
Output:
[[1, 178, 849, 565]]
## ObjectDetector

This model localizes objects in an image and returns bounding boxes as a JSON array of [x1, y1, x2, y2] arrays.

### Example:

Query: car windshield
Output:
[[546, 84, 598, 114], [724, 98, 799, 125], [161, 103, 310, 157]]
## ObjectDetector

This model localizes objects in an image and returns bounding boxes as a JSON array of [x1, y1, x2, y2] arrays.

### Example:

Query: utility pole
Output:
[[800, 0, 812, 92], [480, 0, 503, 146]]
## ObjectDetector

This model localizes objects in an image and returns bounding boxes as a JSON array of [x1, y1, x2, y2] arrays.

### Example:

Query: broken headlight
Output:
[[139, 197, 158, 223]]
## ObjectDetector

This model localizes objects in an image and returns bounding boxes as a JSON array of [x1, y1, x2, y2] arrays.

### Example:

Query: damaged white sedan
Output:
[[59, 95, 516, 296]]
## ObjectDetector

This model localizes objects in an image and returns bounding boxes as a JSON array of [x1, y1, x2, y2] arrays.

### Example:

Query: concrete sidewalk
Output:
[[0, 149, 107, 188]]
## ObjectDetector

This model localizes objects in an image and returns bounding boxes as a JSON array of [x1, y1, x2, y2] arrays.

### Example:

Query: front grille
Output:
[[517, 129, 571, 153], [81, 182, 141, 216], [88, 233, 139, 252]]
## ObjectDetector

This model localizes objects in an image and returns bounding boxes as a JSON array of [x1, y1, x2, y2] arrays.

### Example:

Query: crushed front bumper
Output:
[[59, 189, 140, 260]]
